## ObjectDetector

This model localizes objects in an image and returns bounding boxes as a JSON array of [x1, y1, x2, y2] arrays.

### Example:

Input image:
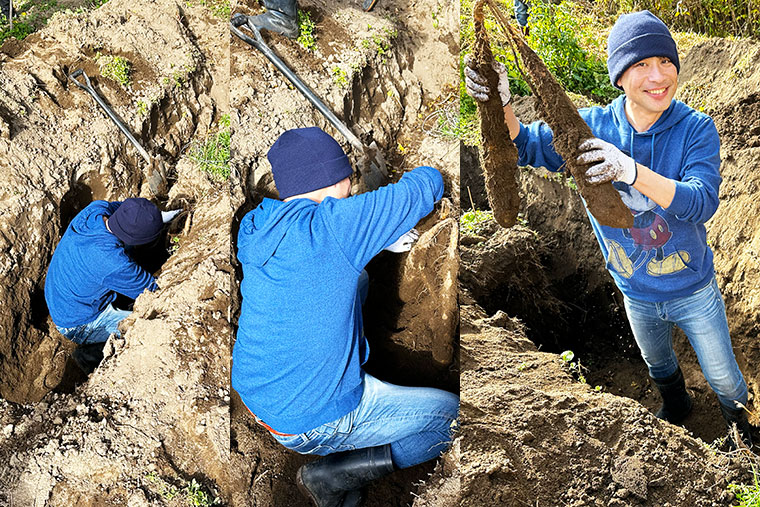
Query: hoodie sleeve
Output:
[[665, 117, 722, 224], [319, 166, 444, 271], [102, 253, 158, 299], [513, 121, 566, 172]]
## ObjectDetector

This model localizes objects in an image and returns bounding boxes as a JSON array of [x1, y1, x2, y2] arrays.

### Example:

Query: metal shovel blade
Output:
[[230, 13, 388, 191], [69, 69, 168, 197]]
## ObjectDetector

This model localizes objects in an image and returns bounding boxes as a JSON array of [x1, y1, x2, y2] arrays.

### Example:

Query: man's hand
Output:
[[384, 229, 419, 253], [161, 209, 182, 224], [577, 138, 637, 185], [463, 54, 511, 107]]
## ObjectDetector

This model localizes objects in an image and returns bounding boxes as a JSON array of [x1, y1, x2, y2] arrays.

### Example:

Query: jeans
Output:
[[56, 303, 131, 345], [514, 0, 529, 27], [623, 276, 748, 408], [271, 372, 459, 469]]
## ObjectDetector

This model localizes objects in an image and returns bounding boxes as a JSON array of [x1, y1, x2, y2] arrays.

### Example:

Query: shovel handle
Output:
[[68, 69, 152, 164], [230, 13, 364, 152]]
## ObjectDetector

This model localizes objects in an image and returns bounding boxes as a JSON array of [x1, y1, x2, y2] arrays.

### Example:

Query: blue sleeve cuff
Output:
[[665, 180, 691, 217], [513, 122, 529, 149]]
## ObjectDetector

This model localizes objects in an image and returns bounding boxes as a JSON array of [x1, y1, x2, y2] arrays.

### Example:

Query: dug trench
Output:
[[0, 0, 233, 504], [444, 36, 760, 505], [229, 0, 459, 504]]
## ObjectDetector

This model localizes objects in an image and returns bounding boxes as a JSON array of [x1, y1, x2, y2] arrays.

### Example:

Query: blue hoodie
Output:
[[233, 166, 443, 434], [514, 96, 721, 302], [45, 201, 158, 327]]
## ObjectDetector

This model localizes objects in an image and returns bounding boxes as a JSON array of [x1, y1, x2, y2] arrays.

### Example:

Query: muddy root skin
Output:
[[504, 25, 633, 229], [473, 1, 520, 228]]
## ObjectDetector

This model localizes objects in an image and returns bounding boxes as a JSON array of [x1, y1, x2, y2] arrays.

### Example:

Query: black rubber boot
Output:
[[296, 444, 394, 507], [71, 342, 107, 375], [720, 403, 753, 450], [249, 0, 299, 39], [362, 0, 378, 11], [650, 367, 693, 424]]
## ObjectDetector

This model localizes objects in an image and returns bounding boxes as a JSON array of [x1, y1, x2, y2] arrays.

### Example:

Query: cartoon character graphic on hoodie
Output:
[[605, 183, 691, 279]]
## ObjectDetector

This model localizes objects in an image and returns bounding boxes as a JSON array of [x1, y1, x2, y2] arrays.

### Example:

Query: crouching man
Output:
[[45, 198, 169, 373], [233, 127, 459, 506], [465, 10, 752, 448]]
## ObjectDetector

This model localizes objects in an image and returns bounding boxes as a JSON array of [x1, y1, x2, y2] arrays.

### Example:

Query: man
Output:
[[45, 198, 172, 373], [233, 127, 459, 506], [465, 11, 752, 448], [248, 0, 379, 40]]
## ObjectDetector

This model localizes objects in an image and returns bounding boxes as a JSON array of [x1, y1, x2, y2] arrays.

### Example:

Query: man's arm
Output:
[[103, 254, 158, 299], [579, 118, 721, 223], [319, 166, 444, 271]]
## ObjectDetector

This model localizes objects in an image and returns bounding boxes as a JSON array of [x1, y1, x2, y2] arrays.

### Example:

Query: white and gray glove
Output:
[[161, 209, 182, 223], [384, 229, 419, 253], [577, 138, 637, 185], [463, 54, 511, 107]]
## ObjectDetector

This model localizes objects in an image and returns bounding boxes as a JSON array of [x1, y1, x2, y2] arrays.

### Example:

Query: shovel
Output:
[[230, 13, 387, 192], [68, 69, 168, 198]]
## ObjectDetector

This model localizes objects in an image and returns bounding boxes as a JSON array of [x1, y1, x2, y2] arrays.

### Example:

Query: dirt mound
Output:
[[229, 0, 459, 504], [0, 0, 232, 503], [458, 297, 744, 506]]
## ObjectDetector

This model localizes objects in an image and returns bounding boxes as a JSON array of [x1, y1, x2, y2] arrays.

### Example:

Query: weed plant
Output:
[[0, 0, 111, 44], [598, 0, 760, 38], [526, 2, 620, 103], [460, 209, 494, 236], [96, 52, 131, 88], [730, 464, 760, 506], [191, 114, 230, 181], [297, 9, 316, 51]]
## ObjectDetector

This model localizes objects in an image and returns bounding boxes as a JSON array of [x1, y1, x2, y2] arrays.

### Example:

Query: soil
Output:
[[0, 0, 232, 504], [472, 1, 519, 228], [229, 0, 459, 505], [443, 35, 760, 506]]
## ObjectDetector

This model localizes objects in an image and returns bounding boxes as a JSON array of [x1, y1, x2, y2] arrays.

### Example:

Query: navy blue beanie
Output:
[[108, 198, 163, 246], [268, 127, 354, 199], [607, 10, 680, 90]]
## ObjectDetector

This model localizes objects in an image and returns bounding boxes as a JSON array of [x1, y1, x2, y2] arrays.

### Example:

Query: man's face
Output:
[[617, 56, 678, 119]]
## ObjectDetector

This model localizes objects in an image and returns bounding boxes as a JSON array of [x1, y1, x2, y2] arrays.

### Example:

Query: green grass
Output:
[[191, 114, 230, 181], [730, 465, 760, 506], [331, 66, 349, 88], [95, 52, 132, 88], [0, 0, 111, 45], [297, 9, 316, 51], [460, 209, 494, 236]]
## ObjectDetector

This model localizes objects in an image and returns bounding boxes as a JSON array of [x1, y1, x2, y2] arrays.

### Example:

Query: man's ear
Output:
[[616, 78, 622, 88]]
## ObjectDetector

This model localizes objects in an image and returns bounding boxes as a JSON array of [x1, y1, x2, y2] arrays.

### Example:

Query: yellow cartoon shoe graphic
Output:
[[606, 239, 634, 278], [647, 250, 691, 276]]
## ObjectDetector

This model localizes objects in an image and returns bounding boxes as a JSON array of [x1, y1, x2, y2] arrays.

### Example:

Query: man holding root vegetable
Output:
[[466, 10, 752, 449]]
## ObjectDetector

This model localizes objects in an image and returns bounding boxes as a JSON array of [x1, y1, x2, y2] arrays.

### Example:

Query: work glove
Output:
[[577, 138, 637, 185], [384, 229, 419, 253], [463, 54, 511, 107], [161, 209, 182, 223]]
